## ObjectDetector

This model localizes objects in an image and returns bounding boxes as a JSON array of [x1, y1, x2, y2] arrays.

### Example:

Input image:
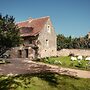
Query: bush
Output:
[[75, 61, 83, 68]]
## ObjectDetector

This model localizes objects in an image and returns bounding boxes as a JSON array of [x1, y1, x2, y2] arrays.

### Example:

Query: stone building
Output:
[[10, 16, 57, 59], [87, 32, 90, 39]]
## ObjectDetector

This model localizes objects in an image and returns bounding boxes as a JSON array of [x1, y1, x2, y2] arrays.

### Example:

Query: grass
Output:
[[39, 56, 90, 70], [0, 72, 90, 90]]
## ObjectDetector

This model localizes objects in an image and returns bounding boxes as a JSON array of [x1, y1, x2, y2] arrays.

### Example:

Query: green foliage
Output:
[[57, 34, 90, 50], [0, 14, 21, 55], [41, 56, 90, 71], [75, 61, 83, 68], [0, 73, 90, 90]]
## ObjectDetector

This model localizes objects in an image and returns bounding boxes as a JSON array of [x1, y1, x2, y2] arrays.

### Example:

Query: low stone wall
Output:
[[57, 49, 90, 56]]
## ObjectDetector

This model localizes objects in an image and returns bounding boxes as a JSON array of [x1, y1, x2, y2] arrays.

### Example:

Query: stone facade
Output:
[[10, 46, 35, 59], [10, 16, 57, 59], [37, 18, 57, 58]]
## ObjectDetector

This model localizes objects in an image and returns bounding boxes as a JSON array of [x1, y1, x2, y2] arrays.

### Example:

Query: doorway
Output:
[[25, 49, 28, 58]]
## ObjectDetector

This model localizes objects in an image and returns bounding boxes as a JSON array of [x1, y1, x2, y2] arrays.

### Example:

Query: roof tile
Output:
[[17, 16, 49, 37]]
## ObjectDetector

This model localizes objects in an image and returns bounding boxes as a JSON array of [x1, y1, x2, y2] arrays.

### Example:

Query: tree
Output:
[[57, 34, 66, 50], [57, 33, 90, 50], [0, 14, 21, 56], [57, 34, 74, 50]]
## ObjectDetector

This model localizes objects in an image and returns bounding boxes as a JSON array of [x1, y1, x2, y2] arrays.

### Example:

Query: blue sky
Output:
[[0, 0, 90, 37]]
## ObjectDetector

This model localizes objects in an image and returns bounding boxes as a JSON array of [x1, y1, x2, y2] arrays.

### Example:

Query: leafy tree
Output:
[[0, 14, 21, 56], [57, 34, 90, 50], [57, 34, 66, 50]]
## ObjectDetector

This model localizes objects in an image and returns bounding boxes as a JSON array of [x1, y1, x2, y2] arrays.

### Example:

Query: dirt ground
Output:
[[0, 58, 90, 78]]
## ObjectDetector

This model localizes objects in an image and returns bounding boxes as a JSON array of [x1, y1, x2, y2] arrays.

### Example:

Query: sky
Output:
[[0, 0, 90, 37]]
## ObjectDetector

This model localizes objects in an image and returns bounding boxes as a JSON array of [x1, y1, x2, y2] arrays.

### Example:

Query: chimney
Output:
[[28, 17, 33, 23]]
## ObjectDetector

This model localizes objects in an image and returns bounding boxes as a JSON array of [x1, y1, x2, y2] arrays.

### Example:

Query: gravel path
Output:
[[0, 58, 90, 78], [37, 62, 90, 78]]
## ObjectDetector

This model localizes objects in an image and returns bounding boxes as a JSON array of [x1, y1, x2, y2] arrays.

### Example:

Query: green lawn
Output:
[[39, 56, 90, 70], [0, 73, 90, 90]]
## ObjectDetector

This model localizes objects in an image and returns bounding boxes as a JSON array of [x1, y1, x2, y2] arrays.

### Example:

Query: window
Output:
[[46, 39, 49, 47], [29, 40, 32, 44], [47, 25, 51, 33]]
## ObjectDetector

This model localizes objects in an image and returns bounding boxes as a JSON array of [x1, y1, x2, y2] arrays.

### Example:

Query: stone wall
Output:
[[57, 49, 90, 56], [10, 46, 35, 59]]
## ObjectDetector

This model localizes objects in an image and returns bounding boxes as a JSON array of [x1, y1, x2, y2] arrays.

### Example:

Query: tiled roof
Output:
[[17, 16, 49, 37]]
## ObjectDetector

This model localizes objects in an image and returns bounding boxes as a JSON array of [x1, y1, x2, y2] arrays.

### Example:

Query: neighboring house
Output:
[[10, 16, 57, 59], [88, 32, 90, 39]]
